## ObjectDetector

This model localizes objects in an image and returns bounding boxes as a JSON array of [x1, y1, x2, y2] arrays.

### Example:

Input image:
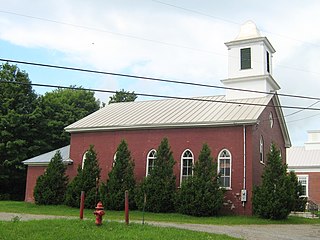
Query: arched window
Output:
[[180, 149, 194, 184], [146, 149, 157, 176], [269, 112, 274, 128], [260, 136, 264, 163], [218, 149, 232, 188], [81, 151, 88, 169], [113, 152, 117, 167]]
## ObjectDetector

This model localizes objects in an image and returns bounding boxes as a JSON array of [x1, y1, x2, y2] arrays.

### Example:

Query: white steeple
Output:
[[221, 20, 280, 100]]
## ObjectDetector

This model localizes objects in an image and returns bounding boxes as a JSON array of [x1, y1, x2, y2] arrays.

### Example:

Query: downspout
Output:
[[242, 125, 246, 207]]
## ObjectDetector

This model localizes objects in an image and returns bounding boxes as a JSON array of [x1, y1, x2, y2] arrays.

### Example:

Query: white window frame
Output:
[[260, 136, 264, 164], [218, 149, 232, 189], [180, 149, 194, 185], [297, 175, 309, 197], [146, 149, 157, 176]]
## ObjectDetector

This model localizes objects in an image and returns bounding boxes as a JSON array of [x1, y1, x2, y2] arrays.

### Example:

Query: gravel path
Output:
[[1, 212, 320, 240]]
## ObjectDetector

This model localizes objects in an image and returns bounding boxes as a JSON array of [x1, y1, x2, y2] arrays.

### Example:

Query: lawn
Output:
[[0, 219, 239, 240], [0, 201, 319, 225]]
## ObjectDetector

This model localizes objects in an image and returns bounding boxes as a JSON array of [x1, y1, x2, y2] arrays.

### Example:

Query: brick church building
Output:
[[24, 21, 291, 215]]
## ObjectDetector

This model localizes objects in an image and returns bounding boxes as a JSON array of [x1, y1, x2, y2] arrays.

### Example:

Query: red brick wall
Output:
[[294, 171, 320, 205], [24, 166, 46, 202], [68, 126, 253, 214]]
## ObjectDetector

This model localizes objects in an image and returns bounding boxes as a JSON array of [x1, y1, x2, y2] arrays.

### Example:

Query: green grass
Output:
[[0, 201, 319, 225], [0, 219, 239, 240]]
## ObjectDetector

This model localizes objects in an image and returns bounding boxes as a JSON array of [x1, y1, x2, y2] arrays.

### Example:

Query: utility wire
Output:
[[1, 80, 320, 111], [285, 100, 320, 118], [1, 58, 320, 102], [1, 9, 320, 76]]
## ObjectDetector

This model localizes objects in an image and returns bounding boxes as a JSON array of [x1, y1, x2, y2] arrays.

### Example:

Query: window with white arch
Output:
[[81, 151, 88, 169], [113, 152, 117, 167], [260, 136, 264, 164], [180, 149, 194, 184], [146, 149, 157, 176], [218, 149, 232, 188]]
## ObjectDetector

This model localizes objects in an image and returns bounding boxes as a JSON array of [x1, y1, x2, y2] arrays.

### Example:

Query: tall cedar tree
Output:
[[108, 89, 137, 104], [101, 140, 136, 210], [0, 63, 39, 200], [136, 138, 176, 212], [288, 171, 307, 212], [33, 151, 68, 205], [65, 145, 101, 208], [252, 143, 294, 219], [176, 144, 224, 216]]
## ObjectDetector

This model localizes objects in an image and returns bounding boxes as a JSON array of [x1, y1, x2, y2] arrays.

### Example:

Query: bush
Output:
[[288, 171, 307, 212], [176, 144, 224, 216], [65, 145, 101, 208], [135, 138, 176, 213], [252, 143, 294, 219], [33, 151, 68, 205], [101, 140, 136, 210]]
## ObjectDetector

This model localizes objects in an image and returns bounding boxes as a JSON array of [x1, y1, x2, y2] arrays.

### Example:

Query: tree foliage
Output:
[[38, 88, 100, 152], [176, 144, 224, 216], [65, 145, 101, 208], [136, 138, 176, 213], [101, 140, 136, 210], [252, 143, 294, 219], [288, 171, 307, 212], [0, 63, 39, 200], [108, 89, 137, 104], [33, 151, 68, 205]]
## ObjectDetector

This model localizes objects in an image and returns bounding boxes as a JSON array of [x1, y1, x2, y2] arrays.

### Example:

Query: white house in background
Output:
[[287, 130, 320, 206]]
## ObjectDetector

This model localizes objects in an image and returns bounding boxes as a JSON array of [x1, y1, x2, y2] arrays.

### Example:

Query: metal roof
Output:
[[23, 145, 73, 166], [65, 95, 274, 133], [287, 146, 320, 168]]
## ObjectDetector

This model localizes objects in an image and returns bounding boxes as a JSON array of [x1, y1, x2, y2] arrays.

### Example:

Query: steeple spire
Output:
[[221, 21, 280, 100]]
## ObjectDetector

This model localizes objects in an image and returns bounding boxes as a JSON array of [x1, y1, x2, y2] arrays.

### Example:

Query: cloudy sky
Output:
[[0, 0, 319, 146]]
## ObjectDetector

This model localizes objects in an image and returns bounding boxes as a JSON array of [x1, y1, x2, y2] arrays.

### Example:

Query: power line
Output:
[[1, 58, 320, 102], [285, 100, 320, 118], [1, 80, 320, 111], [1, 9, 320, 76]]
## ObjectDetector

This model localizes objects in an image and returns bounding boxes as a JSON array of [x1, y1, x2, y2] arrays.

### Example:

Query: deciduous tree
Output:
[[108, 89, 137, 104]]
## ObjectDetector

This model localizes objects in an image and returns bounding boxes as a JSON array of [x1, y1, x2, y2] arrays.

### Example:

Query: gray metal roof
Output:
[[23, 145, 73, 166], [287, 146, 320, 168], [65, 95, 273, 133]]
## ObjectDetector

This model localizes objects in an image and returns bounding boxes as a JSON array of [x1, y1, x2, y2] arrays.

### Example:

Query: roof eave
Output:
[[66, 120, 259, 133]]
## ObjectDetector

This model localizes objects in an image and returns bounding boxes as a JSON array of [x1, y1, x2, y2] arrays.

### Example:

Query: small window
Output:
[[180, 149, 194, 184], [269, 112, 274, 128], [297, 175, 308, 197], [146, 149, 157, 176], [241, 48, 251, 69], [260, 136, 264, 163], [113, 152, 117, 167], [82, 151, 88, 169], [218, 149, 232, 188], [266, 51, 270, 73]]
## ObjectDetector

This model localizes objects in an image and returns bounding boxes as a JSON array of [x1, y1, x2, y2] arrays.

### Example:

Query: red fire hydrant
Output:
[[93, 201, 105, 226]]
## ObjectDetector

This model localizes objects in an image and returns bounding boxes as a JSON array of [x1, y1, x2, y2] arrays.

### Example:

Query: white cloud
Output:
[[0, 0, 319, 145]]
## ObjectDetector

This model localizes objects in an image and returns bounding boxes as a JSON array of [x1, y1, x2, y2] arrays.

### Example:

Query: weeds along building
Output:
[[24, 21, 291, 215]]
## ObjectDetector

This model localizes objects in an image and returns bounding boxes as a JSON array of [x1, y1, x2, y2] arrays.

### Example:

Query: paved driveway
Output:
[[148, 221, 320, 240], [1, 212, 320, 240]]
